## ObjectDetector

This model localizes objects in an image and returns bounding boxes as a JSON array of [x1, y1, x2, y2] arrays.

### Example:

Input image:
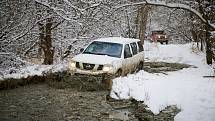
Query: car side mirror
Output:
[[80, 48, 84, 53]]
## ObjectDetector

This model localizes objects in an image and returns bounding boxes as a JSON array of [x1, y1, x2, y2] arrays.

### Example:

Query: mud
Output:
[[143, 62, 195, 74]]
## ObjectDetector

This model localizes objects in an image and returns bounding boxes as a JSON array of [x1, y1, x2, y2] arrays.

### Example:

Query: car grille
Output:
[[82, 63, 95, 70], [160, 36, 165, 39], [76, 62, 80, 68], [97, 65, 103, 70]]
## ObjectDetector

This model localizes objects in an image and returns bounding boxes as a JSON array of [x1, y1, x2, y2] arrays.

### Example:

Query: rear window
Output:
[[130, 42, 138, 55], [137, 41, 143, 52]]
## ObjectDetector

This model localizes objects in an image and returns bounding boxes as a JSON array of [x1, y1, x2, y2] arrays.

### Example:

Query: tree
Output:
[[135, 5, 150, 44], [0, 0, 37, 55]]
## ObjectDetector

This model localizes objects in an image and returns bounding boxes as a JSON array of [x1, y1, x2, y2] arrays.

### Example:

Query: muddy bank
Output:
[[0, 75, 45, 90], [0, 71, 110, 91], [143, 62, 195, 73]]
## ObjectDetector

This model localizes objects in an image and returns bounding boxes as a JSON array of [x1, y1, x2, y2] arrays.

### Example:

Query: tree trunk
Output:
[[200, 38, 204, 51], [206, 40, 213, 65], [136, 5, 150, 44], [205, 25, 213, 65], [38, 18, 54, 65], [125, 10, 131, 38], [43, 18, 54, 65]]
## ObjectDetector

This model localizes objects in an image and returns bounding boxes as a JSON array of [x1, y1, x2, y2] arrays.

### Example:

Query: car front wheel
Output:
[[115, 69, 122, 78], [166, 41, 168, 44]]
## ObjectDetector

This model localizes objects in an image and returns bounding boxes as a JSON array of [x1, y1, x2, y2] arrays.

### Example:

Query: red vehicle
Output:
[[151, 30, 168, 44]]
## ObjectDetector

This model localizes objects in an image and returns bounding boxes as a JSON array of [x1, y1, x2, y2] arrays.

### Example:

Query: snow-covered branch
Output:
[[34, 0, 75, 21], [63, 0, 85, 14], [115, 0, 215, 30], [34, 0, 102, 22]]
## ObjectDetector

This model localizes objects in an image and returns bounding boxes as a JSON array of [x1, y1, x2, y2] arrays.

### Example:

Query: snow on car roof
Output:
[[94, 37, 140, 44]]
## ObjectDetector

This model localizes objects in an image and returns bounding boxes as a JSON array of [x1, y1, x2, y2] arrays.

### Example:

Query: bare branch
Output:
[[51, 20, 65, 30]]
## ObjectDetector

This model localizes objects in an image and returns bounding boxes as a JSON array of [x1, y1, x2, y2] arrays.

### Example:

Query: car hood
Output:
[[72, 54, 121, 65]]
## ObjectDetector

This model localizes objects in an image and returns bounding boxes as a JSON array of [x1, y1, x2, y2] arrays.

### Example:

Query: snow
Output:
[[111, 41, 215, 121], [95, 37, 140, 44], [0, 62, 68, 80]]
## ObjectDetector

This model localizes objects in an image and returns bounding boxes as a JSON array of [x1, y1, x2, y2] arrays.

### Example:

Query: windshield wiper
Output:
[[95, 53, 112, 56], [83, 51, 94, 54], [83, 52, 113, 57]]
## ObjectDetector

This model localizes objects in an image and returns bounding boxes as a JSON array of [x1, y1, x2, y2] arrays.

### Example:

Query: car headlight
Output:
[[103, 65, 113, 72], [158, 35, 160, 38], [69, 61, 76, 69]]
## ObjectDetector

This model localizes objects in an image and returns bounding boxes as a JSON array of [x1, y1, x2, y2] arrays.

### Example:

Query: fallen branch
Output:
[[203, 76, 215, 78]]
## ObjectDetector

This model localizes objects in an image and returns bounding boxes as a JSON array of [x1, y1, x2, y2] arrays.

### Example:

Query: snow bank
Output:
[[144, 42, 207, 65], [111, 41, 215, 121], [0, 62, 68, 80]]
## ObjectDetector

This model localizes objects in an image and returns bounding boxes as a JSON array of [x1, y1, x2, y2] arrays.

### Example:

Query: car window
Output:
[[124, 44, 132, 58], [83, 41, 123, 58], [130, 42, 138, 55], [137, 41, 143, 52]]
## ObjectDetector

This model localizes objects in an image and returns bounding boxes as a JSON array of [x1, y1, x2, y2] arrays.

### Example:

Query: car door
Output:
[[122, 44, 133, 75]]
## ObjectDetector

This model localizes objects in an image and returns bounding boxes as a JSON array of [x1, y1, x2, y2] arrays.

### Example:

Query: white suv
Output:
[[69, 37, 144, 77]]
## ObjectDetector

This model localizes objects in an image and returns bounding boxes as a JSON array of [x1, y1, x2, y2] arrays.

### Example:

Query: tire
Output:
[[160, 42, 163, 44], [103, 70, 122, 90], [166, 41, 168, 44], [115, 69, 122, 78], [136, 62, 143, 72]]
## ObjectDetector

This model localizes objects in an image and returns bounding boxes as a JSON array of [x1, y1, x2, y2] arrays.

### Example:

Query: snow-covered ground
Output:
[[0, 62, 68, 80], [111, 41, 215, 121]]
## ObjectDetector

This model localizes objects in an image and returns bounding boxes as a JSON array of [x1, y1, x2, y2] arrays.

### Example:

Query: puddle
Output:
[[109, 109, 130, 121], [143, 62, 195, 73]]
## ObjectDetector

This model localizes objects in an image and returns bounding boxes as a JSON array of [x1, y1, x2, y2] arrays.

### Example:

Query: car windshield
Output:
[[83, 41, 123, 58], [152, 31, 165, 34]]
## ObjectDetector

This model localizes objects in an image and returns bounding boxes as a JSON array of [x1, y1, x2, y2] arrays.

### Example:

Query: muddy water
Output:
[[0, 83, 139, 121]]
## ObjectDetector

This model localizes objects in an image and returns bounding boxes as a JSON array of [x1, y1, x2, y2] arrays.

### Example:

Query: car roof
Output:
[[93, 37, 140, 44]]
